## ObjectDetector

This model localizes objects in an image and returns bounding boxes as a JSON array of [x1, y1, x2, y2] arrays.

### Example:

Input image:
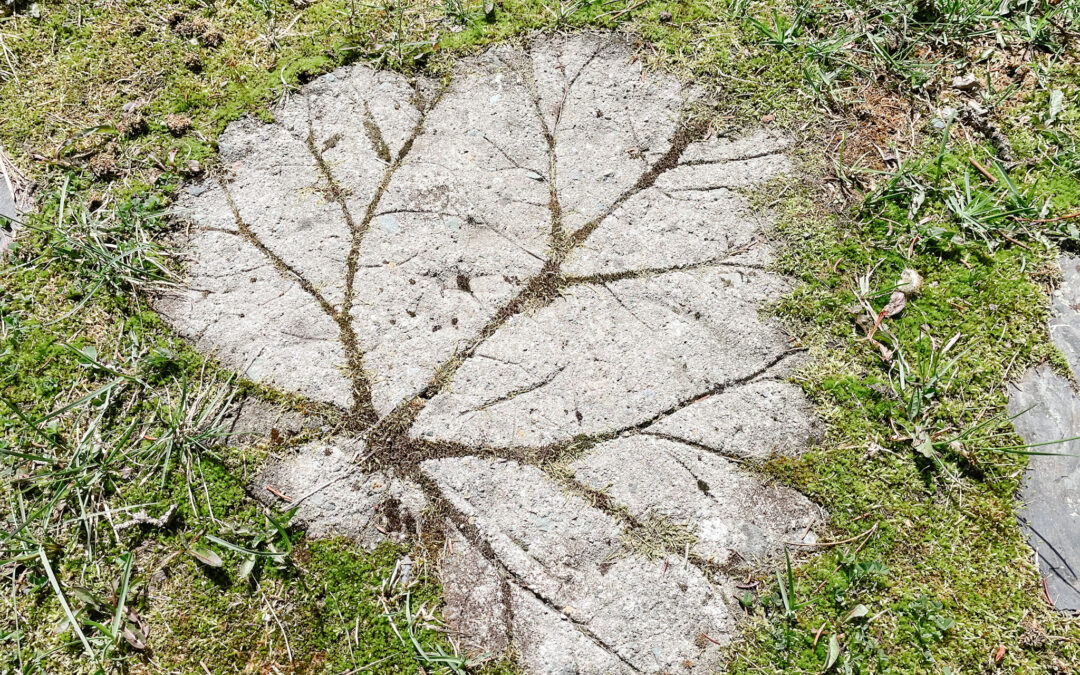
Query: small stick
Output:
[[999, 233, 1030, 250], [969, 157, 997, 183], [265, 485, 293, 502], [1019, 211, 1080, 224], [811, 574, 831, 597], [608, 0, 649, 21], [699, 632, 724, 646], [290, 470, 355, 507], [812, 623, 827, 648], [807, 524, 881, 598], [851, 524, 878, 557], [785, 522, 877, 547]]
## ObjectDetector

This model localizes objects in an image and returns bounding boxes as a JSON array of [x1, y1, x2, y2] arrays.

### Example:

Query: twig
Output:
[[1018, 211, 1080, 224], [1044, 577, 1055, 608], [999, 233, 1030, 250], [265, 485, 293, 502], [290, 469, 358, 508], [968, 157, 997, 183], [808, 523, 881, 598], [608, 0, 649, 21], [785, 522, 878, 547], [257, 580, 293, 662]]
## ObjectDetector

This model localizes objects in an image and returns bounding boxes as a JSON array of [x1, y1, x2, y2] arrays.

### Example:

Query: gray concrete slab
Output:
[[158, 33, 826, 670], [572, 435, 822, 566]]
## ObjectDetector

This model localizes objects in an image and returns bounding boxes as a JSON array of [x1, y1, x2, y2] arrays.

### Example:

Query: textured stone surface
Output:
[[0, 174, 14, 223], [650, 378, 818, 460], [562, 133, 791, 277], [157, 33, 794, 420], [0, 147, 27, 256], [439, 526, 510, 659], [258, 438, 426, 548], [1048, 256, 1080, 375], [573, 435, 822, 565], [159, 33, 825, 671], [222, 397, 317, 446], [1008, 255, 1080, 611], [412, 266, 793, 448], [423, 456, 733, 673], [160, 221, 352, 407]]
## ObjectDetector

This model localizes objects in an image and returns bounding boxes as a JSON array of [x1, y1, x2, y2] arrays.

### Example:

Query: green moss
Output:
[[137, 538, 456, 673], [727, 116, 1078, 672]]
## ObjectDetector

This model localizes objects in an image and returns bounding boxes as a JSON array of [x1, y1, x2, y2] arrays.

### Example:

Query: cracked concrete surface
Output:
[[572, 435, 820, 566], [157, 33, 825, 672], [424, 455, 735, 673]]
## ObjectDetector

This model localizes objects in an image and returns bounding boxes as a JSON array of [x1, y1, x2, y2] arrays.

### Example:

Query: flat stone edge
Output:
[[1007, 254, 1080, 612], [0, 144, 32, 257]]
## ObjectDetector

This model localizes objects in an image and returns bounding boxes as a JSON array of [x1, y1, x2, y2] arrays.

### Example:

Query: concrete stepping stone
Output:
[[156, 32, 826, 670], [649, 378, 819, 460], [257, 439, 426, 548], [411, 266, 794, 448]]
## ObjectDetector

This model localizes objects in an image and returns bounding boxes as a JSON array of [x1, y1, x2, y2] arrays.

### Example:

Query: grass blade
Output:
[[39, 548, 96, 661]]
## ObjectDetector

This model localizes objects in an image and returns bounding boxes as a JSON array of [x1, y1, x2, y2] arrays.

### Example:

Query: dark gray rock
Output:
[[1009, 366, 1080, 610], [0, 149, 26, 256], [0, 174, 15, 223], [1008, 255, 1080, 611]]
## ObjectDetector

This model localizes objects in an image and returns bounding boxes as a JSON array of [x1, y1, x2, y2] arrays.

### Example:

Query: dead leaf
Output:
[[874, 340, 893, 361], [993, 645, 1006, 663], [843, 604, 870, 622], [880, 291, 907, 318], [189, 546, 222, 568], [951, 74, 978, 91], [896, 268, 923, 295], [123, 625, 147, 650]]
